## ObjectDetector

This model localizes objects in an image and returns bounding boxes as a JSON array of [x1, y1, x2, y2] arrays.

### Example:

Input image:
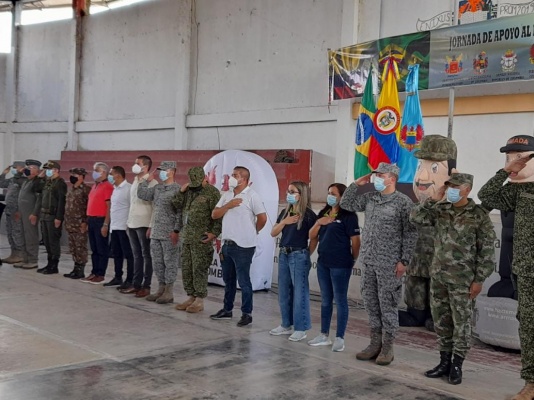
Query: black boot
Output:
[[64, 264, 78, 278], [69, 264, 85, 279], [37, 257, 52, 273], [425, 351, 452, 378], [448, 354, 464, 385], [42, 259, 59, 275]]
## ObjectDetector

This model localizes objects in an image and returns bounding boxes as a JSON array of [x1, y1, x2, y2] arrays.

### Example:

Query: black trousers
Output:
[[41, 216, 62, 260]]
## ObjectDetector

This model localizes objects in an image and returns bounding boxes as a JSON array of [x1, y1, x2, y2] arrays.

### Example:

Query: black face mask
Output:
[[189, 185, 202, 192], [23, 169, 31, 177], [69, 176, 79, 185]]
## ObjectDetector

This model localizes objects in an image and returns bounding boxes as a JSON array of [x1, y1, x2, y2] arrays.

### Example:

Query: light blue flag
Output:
[[397, 64, 424, 183]]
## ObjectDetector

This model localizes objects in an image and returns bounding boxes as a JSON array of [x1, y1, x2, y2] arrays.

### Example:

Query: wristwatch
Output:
[[400, 259, 409, 266]]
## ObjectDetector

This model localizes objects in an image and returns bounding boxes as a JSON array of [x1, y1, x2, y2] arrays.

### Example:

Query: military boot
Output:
[[2, 252, 23, 264], [156, 283, 174, 304], [512, 382, 534, 400], [356, 329, 382, 361], [69, 264, 85, 280], [175, 296, 196, 311], [448, 354, 464, 385], [42, 259, 59, 275], [64, 264, 77, 278], [146, 283, 165, 302], [376, 333, 395, 365], [425, 351, 452, 378], [37, 257, 52, 273], [186, 297, 204, 313]]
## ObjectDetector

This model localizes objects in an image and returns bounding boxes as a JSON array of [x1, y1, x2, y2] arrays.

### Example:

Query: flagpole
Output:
[[448, 0, 458, 139]]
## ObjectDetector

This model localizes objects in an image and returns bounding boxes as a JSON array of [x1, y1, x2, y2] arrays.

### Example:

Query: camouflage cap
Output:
[[372, 162, 400, 177], [156, 161, 176, 170], [11, 161, 25, 168], [414, 135, 457, 161], [445, 173, 474, 187], [188, 166, 205, 188], [69, 167, 87, 176], [499, 135, 534, 153], [43, 160, 61, 170], [25, 159, 42, 168]]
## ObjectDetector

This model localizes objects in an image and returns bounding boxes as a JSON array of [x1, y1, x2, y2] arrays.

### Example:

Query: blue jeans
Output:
[[110, 230, 134, 282], [278, 249, 311, 331], [317, 262, 352, 338], [88, 217, 110, 277], [221, 242, 256, 315]]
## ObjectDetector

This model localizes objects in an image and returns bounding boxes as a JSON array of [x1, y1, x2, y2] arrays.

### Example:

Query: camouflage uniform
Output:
[[340, 163, 417, 339], [40, 161, 68, 265], [172, 167, 222, 299], [411, 174, 495, 359], [479, 168, 534, 383], [0, 163, 26, 261], [64, 170, 90, 266]]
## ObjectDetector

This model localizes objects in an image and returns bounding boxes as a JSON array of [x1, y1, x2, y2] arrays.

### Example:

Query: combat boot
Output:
[[42, 259, 59, 275], [2, 252, 23, 264], [37, 257, 52, 273], [64, 264, 77, 278], [69, 264, 85, 280], [512, 382, 534, 400], [425, 351, 452, 378], [356, 329, 382, 361], [175, 296, 196, 311], [448, 354, 464, 385], [376, 333, 395, 365], [146, 283, 165, 302], [186, 297, 204, 313], [156, 283, 174, 304]]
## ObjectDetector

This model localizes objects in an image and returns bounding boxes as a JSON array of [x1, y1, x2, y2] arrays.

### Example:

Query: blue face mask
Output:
[[10, 168, 18, 176], [159, 170, 168, 181], [286, 193, 297, 205], [45, 169, 54, 178], [327, 194, 338, 207], [446, 187, 462, 203], [374, 176, 387, 192], [92, 171, 101, 181], [108, 175, 115, 185]]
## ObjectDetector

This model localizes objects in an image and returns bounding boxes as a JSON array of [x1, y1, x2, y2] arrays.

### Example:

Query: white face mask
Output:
[[228, 176, 238, 190], [132, 164, 142, 174]]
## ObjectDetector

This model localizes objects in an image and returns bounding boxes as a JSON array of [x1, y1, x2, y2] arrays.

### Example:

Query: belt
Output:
[[280, 246, 306, 254]]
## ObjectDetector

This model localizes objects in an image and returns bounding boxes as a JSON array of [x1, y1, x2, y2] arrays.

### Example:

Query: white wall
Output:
[[0, 54, 6, 123]]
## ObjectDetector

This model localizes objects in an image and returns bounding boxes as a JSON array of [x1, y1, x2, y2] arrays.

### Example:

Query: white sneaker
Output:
[[308, 333, 332, 346], [288, 330, 307, 342], [332, 337, 345, 352], [269, 325, 293, 336]]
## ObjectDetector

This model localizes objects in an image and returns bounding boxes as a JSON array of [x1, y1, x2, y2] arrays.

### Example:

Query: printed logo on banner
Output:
[[473, 51, 489, 73], [374, 106, 400, 135], [445, 54, 464, 74], [501, 49, 518, 71]]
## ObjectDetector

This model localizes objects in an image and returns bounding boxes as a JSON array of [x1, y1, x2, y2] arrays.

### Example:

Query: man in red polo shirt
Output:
[[81, 162, 114, 284]]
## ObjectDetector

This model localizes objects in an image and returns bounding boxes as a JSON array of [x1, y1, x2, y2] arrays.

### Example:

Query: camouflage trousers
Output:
[[517, 275, 534, 383], [150, 238, 180, 285], [181, 242, 214, 298], [5, 213, 24, 252], [404, 275, 430, 311], [430, 279, 473, 358], [361, 263, 403, 337], [67, 230, 88, 265]]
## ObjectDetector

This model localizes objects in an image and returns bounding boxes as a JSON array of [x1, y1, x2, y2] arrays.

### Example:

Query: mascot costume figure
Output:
[[399, 135, 457, 330]]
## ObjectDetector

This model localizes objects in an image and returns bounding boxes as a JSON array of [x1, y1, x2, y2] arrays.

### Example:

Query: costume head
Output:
[[500, 134, 534, 183], [413, 135, 457, 202]]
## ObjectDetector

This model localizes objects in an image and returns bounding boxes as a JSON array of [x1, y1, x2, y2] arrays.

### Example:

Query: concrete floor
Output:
[[0, 234, 524, 400]]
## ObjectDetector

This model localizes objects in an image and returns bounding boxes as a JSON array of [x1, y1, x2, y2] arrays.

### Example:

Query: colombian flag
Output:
[[354, 59, 401, 179], [398, 64, 424, 183]]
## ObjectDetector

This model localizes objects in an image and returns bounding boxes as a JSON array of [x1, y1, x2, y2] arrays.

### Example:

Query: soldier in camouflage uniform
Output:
[[411, 173, 495, 385], [0, 161, 26, 265], [37, 161, 67, 275], [400, 135, 458, 331], [63, 168, 91, 279], [478, 135, 534, 400], [340, 162, 417, 366], [137, 161, 182, 305], [15, 159, 45, 270], [172, 167, 222, 313]]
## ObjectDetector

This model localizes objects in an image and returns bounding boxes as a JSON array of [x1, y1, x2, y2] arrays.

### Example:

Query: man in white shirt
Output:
[[210, 166, 267, 327], [122, 155, 157, 298], [104, 166, 134, 288]]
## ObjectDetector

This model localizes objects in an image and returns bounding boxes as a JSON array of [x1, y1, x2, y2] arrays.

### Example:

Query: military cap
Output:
[[11, 161, 25, 168], [414, 135, 457, 161], [69, 167, 87, 176], [188, 166, 206, 188], [25, 159, 42, 167], [445, 173, 474, 187], [156, 161, 176, 170], [43, 160, 61, 170], [499, 135, 534, 153], [372, 162, 400, 177]]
